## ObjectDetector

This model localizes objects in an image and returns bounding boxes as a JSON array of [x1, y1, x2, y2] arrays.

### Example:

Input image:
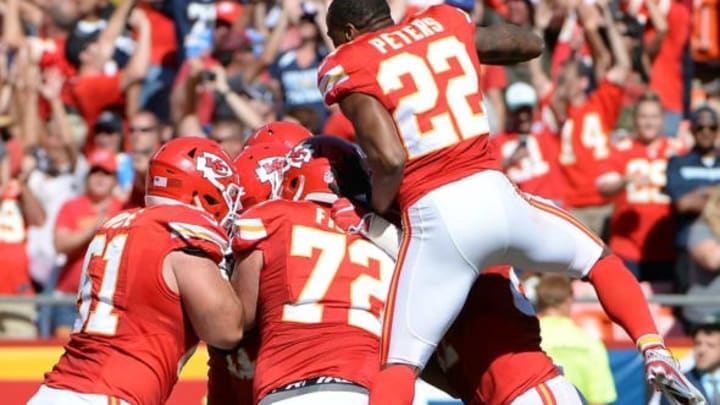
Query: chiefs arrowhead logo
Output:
[[196, 152, 233, 189], [285, 144, 313, 170], [255, 156, 285, 183]]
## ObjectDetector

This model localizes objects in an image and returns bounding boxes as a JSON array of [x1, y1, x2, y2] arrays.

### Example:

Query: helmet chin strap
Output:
[[292, 176, 306, 202], [305, 192, 339, 204]]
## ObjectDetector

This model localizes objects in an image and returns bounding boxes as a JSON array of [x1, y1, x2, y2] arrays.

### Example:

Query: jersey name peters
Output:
[[368, 17, 445, 54]]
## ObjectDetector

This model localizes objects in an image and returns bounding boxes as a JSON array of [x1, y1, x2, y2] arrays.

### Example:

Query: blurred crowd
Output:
[[0, 0, 718, 342]]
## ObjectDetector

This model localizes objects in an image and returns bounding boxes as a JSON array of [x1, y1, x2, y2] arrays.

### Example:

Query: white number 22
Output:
[[377, 36, 489, 159]]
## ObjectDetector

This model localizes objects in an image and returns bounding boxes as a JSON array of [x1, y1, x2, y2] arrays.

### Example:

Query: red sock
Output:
[[369, 365, 416, 405], [587, 254, 659, 342]]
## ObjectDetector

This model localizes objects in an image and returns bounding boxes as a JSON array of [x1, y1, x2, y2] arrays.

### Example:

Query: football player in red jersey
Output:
[[596, 93, 687, 281], [319, 1, 704, 404], [207, 141, 293, 405], [230, 143, 394, 405], [28, 138, 245, 405]]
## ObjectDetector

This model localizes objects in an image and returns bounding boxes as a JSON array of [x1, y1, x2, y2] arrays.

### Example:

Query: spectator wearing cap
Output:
[[51, 148, 123, 339], [660, 324, 720, 405], [666, 106, 720, 292], [70, 1, 151, 144], [268, 1, 331, 127], [491, 82, 566, 206], [596, 93, 685, 283], [93, 110, 134, 195]]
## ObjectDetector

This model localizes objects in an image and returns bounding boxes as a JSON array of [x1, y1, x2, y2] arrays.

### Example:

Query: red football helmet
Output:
[[244, 121, 312, 148], [233, 142, 290, 210], [282, 142, 339, 204], [146, 137, 241, 228]]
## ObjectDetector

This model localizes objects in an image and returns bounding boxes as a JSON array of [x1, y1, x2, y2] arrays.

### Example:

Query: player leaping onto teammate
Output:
[[318, 1, 706, 404]]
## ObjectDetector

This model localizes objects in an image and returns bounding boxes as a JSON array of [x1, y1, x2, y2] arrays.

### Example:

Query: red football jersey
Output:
[[45, 205, 229, 405], [491, 130, 566, 205], [232, 199, 394, 401], [318, 5, 499, 210], [598, 138, 685, 262], [436, 266, 559, 405], [559, 80, 624, 208], [206, 332, 259, 405], [0, 181, 32, 295]]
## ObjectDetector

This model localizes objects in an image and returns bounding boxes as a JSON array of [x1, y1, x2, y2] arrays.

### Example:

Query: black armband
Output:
[[180, 246, 212, 259]]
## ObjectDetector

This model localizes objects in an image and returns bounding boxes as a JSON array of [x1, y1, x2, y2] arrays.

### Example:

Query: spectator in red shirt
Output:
[[554, 1, 631, 236], [645, 0, 690, 136], [69, 2, 151, 146], [51, 148, 123, 339], [597, 93, 686, 282], [492, 82, 566, 206]]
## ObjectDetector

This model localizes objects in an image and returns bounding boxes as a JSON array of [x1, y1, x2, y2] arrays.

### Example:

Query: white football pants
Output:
[[381, 170, 604, 367]]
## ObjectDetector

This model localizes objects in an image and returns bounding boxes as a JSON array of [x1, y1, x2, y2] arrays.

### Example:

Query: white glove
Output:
[[639, 335, 707, 405]]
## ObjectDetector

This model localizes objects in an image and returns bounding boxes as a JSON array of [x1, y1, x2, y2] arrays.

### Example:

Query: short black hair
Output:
[[691, 323, 720, 337], [327, 0, 392, 31], [691, 105, 719, 126]]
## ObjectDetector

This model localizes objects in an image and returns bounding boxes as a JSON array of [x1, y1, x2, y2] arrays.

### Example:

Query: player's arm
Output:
[[599, 1, 631, 85], [475, 24, 544, 65], [230, 249, 263, 330], [167, 250, 244, 350], [338, 92, 406, 214]]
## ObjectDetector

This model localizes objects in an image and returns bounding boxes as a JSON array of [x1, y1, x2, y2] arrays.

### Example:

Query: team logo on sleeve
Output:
[[197, 152, 234, 188]]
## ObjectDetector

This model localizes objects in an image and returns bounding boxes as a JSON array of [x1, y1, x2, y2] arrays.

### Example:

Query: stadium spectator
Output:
[[123, 110, 162, 209], [51, 148, 123, 339], [642, 0, 690, 137], [0, 149, 46, 338], [69, 1, 151, 143], [492, 82, 566, 205], [684, 188, 720, 325], [555, 0, 630, 236], [660, 323, 720, 405], [27, 68, 88, 289], [92, 110, 133, 195], [210, 119, 245, 160], [136, 1, 178, 122], [596, 92, 685, 282], [666, 106, 720, 292], [536, 274, 618, 405], [269, 2, 331, 126]]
